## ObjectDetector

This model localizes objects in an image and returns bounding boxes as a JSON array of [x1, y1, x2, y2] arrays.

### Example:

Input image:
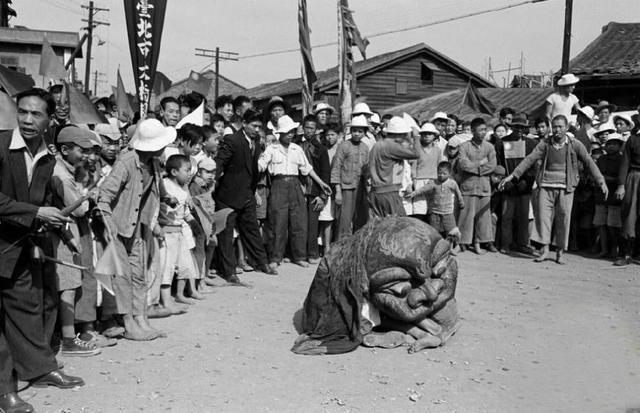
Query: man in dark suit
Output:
[[0, 88, 84, 413], [214, 109, 277, 283]]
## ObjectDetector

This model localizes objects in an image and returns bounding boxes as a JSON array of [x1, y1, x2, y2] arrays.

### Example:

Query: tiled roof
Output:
[[384, 87, 553, 123], [0, 27, 79, 50], [569, 22, 640, 77], [246, 43, 493, 100]]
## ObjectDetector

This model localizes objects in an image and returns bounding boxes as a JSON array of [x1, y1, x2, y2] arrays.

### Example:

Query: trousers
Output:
[[0, 248, 58, 394], [622, 170, 640, 239], [306, 195, 321, 259], [458, 195, 493, 244], [532, 187, 574, 250], [337, 189, 357, 239], [266, 177, 307, 262], [216, 197, 268, 279], [500, 194, 531, 248]]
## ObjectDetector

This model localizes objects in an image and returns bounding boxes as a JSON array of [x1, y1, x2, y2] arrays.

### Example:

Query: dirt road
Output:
[[24, 252, 640, 413]]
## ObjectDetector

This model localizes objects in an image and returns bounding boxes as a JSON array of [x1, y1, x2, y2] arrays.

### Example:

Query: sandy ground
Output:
[[22, 251, 640, 413]]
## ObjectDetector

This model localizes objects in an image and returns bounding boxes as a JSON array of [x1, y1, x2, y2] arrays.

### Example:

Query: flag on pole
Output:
[[459, 81, 496, 117], [0, 90, 17, 130], [116, 68, 135, 122], [298, 0, 316, 116], [185, 71, 211, 96], [176, 101, 204, 129], [64, 80, 108, 125], [0, 64, 34, 96], [39, 36, 67, 84], [338, 0, 368, 125], [124, 0, 168, 118]]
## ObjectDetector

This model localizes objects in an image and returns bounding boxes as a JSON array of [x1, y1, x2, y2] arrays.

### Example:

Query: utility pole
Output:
[[194, 47, 238, 101], [0, 0, 16, 27], [81, 1, 109, 94], [92, 70, 106, 96], [561, 0, 573, 75]]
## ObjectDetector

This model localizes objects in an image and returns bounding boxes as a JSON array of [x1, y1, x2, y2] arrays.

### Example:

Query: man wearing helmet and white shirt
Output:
[[546, 73, 581, 122], [430, 111, 451, 152], [349, 102, 376, 149]]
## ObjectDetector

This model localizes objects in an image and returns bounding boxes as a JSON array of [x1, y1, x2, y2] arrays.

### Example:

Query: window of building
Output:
[[395, 78, 408, 95], [0, 55, 24, 72], [421, 62, 439, 85]]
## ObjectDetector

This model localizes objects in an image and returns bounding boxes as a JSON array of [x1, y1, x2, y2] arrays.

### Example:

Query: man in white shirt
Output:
[[258, 116, 330, 268]]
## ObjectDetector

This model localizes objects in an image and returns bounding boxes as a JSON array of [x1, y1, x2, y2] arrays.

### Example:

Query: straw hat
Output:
[[557, 73, 579, 86], [275, 115, 300, 134], [266, 96, 287, 114], [94, 120, 120, 141], [130, 119, 176, 152], [419, 122, 438, 134], [605, 133, 627, 144], [577, 106, 595, 121], [510, 116, 530, 127], [350, 115, 370, 129], [313, 102, 335, 115], [430, 111, 450, 123], [370, 113, 381, 125], [594, 121, 615, 135], [384, 116, 411, 134], [352, 102, 373, 116], [613, 113, 635, 129]]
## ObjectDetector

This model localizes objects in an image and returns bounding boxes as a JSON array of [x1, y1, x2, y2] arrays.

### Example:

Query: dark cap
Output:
[[57, 125, 95, 149]]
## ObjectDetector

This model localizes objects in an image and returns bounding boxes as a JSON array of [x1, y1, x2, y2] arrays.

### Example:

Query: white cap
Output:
[[352, 102, 373, 116], [130, 119, 176, 152], [384, 116, 411, 134], [275, 115, 300, 134], [419, 122, 438, 134]]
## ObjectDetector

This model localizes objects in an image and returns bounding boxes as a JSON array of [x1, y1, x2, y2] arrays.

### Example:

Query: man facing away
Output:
[[500, 115, 607, 264]]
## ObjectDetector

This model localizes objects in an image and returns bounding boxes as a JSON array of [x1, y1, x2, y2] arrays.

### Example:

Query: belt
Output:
[[271, 175, 299, 181]]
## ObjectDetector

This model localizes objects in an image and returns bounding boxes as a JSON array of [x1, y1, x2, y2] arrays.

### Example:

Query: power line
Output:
[[237, 0, 555, 60]]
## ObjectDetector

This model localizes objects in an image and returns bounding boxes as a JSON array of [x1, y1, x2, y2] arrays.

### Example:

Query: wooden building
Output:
[[0, 26, 80, 88], [568, 22, 640, 109], [246, 43, 493, 119]]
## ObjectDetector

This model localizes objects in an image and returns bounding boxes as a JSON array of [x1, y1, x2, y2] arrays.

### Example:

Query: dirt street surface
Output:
[[23, 252, 640, 413]]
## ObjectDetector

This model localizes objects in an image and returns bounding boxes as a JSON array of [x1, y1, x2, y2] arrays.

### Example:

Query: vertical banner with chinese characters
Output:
[[124, 0, 167, 118]]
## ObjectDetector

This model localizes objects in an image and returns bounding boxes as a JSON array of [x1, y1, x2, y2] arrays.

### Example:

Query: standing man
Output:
[[0, 88, 85, 413], [500, 115, 607, 264], [214, 95, 234, 124], [159, 97, 180, 127], [494, 116, 537, 254], [368, 116, 420, 217], [301, 115, 330, 264], [224, 95, 253, 136], [457, 118, 497, 254], [615, 122, 640, 266], [214, 110, 278, 283]]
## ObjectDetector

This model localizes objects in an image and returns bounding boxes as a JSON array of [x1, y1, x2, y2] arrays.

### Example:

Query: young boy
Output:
[[593, 134, 625, 258], [411, 122, 445, 220], [331, 115, 370, 238], [159, 154, 202, 307], [165, 123, 204, 177], [405, 161, 464, 243], [51, 125, 101, 356], [319, 123, 341, 252]]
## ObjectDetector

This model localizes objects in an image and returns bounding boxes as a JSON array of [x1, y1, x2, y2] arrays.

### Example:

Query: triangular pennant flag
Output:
[[65, 80, 109, 125], [461, 81, 497, 116], [153, 71, 172, 95], [176, 101, 204, 129], [93, 241, 128, 295], [0, 90, 17, 130], [116, 69, 134, 121], [0, 64, 35, 96], [39, 36, 67, 83]]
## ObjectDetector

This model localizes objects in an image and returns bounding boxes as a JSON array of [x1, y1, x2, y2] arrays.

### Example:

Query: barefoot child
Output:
[[51, 125, 101, 356], [159, 154, 202, 306]]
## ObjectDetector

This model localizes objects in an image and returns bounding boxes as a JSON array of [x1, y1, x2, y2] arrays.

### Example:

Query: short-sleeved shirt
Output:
[[258, 142, 313, 176], [159, 177, 193, 228], [546, 92, 579, 121]]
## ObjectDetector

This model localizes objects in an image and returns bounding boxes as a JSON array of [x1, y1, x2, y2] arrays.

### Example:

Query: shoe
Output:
[[31, 370, 85, 389], [459, 244, 467, 252], [293, 260, 309, 268], [235, 267, 244, 274], [486, 243, 498, 253], [499, 247, 511, 255], [473, 243, 485, 255], [81, 331, 117, 348], [0, 392, 33, 413], [308, 257, 321, 264], [147, 305, 172, 319], [60, 336, 101, 357], [240, 263, 254, 272], [225, 274, 243, 284], [283, 258, 291, 263], [257, 264, 278, 275], [614, 256, 631, 266]]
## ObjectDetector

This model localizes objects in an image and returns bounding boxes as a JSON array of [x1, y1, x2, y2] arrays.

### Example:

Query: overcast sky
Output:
[[13, 0, 640, 97]]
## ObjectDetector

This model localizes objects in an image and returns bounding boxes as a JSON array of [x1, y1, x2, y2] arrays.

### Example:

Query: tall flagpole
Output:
[[337, 0, 351, 126]]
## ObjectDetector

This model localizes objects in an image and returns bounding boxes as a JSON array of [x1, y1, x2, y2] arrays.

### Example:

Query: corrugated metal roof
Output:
[[246, 43, 493, 100], [569, 22, 640, 77], [384, 87, 553, 123], [0, 27, 79, 50]]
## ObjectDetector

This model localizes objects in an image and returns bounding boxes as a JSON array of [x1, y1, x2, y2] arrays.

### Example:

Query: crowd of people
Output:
[[0, 70, 639, 412]]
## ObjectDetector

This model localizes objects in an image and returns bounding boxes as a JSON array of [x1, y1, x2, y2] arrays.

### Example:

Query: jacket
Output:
[[96, 150, 163, 238], [214, 130, 263, 209], [330, 140, 369, 190], [0, 130, 56, 278], [303, 140, 330, 198], [494, 134, 538, 195], [512, 136, 604, 193], [457, 139, 496, 197]]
